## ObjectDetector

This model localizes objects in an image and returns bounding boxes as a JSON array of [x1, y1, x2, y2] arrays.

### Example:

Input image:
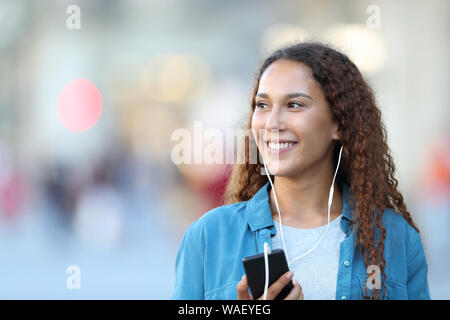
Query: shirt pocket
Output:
[[205, 281, 239, 300], [356, 273, 408, 300]]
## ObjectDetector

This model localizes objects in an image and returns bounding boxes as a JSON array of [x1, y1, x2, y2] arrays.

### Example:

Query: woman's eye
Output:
[[256, 102, 268, 109], [288, 102, 304, 109]]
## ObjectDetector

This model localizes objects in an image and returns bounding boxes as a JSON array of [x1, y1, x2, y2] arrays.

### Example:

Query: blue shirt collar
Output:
[[246, 180, 353, 232]]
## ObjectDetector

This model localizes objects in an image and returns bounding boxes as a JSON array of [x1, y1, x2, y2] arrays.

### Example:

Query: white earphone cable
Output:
[[261, 144, 343, 299], [263, 242, 271, 300]]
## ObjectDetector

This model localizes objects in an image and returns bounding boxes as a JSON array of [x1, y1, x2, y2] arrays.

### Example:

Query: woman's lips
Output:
[[265, 141, 299, 155]]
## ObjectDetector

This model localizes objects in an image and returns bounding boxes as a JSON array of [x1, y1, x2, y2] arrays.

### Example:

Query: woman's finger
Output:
[[257, 271, 294, 300], [237, 275, 253, 300], [284, 279, 303, 300]]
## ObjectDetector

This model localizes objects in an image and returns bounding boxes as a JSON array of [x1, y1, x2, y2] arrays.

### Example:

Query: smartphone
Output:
[[242, 249, 294, 300]]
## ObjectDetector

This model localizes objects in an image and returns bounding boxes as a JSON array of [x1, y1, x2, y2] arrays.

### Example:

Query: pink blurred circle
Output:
[[57, 78, 102, 132]]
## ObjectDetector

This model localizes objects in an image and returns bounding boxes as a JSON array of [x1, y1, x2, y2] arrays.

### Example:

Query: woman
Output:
[[172, 42, 431, 300]]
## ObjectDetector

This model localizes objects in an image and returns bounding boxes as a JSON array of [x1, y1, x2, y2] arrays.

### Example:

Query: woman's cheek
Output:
[[251, 116, 266, 141]]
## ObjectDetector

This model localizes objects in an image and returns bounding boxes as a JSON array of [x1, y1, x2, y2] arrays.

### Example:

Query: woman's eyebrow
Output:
[[255, 92, 313, 100]]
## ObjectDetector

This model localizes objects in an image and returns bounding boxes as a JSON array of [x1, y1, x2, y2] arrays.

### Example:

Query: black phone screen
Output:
[[242, 249, 294, 300]]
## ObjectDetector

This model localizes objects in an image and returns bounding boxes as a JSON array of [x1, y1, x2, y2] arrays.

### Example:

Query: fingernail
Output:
[[286, 271, 293, 280]]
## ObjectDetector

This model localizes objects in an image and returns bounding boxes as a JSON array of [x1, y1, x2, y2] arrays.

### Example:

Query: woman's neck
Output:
[[269, 176, 343, 229]]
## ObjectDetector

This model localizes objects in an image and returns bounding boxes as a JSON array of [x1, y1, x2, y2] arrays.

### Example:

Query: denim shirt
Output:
[[172, 181, 431, 300]]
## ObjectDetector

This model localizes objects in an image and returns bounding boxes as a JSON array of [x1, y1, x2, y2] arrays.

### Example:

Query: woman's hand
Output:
[[237, 271, 304, 300]]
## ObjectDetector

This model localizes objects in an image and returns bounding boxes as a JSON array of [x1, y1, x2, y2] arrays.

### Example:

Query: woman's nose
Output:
[[265, 107, 286, 130]]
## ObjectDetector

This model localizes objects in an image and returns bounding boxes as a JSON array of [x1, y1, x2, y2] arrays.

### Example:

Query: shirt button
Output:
[[341, 296, 347, 300], [343, 260, 350, 267]]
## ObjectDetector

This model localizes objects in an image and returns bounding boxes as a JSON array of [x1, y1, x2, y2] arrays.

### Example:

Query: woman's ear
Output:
[[332, 125, 341, 141], [332, 132, 341, 141]]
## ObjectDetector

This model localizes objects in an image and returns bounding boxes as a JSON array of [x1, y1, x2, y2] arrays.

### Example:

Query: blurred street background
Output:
[[0, 0, 449, 299]]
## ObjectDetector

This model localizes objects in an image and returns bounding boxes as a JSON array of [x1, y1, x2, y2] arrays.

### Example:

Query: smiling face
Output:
[[251, 59, 340, 177]]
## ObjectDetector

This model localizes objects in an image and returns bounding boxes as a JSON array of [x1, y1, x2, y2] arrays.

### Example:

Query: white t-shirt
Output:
[[271, 214, 346, 300]]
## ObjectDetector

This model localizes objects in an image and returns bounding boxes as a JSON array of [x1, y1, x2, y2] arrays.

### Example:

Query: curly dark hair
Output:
[[223, 41, 420, 299]]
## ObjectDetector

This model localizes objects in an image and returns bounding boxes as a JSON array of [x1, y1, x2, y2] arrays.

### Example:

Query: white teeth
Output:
[[268, 142, 297, 150]]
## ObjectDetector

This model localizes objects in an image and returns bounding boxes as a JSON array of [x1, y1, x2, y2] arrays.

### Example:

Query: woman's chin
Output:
[[265, 164, 292, 177]]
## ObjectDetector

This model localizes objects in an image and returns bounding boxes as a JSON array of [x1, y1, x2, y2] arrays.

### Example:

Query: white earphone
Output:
[[260, 143, 344, 300]]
